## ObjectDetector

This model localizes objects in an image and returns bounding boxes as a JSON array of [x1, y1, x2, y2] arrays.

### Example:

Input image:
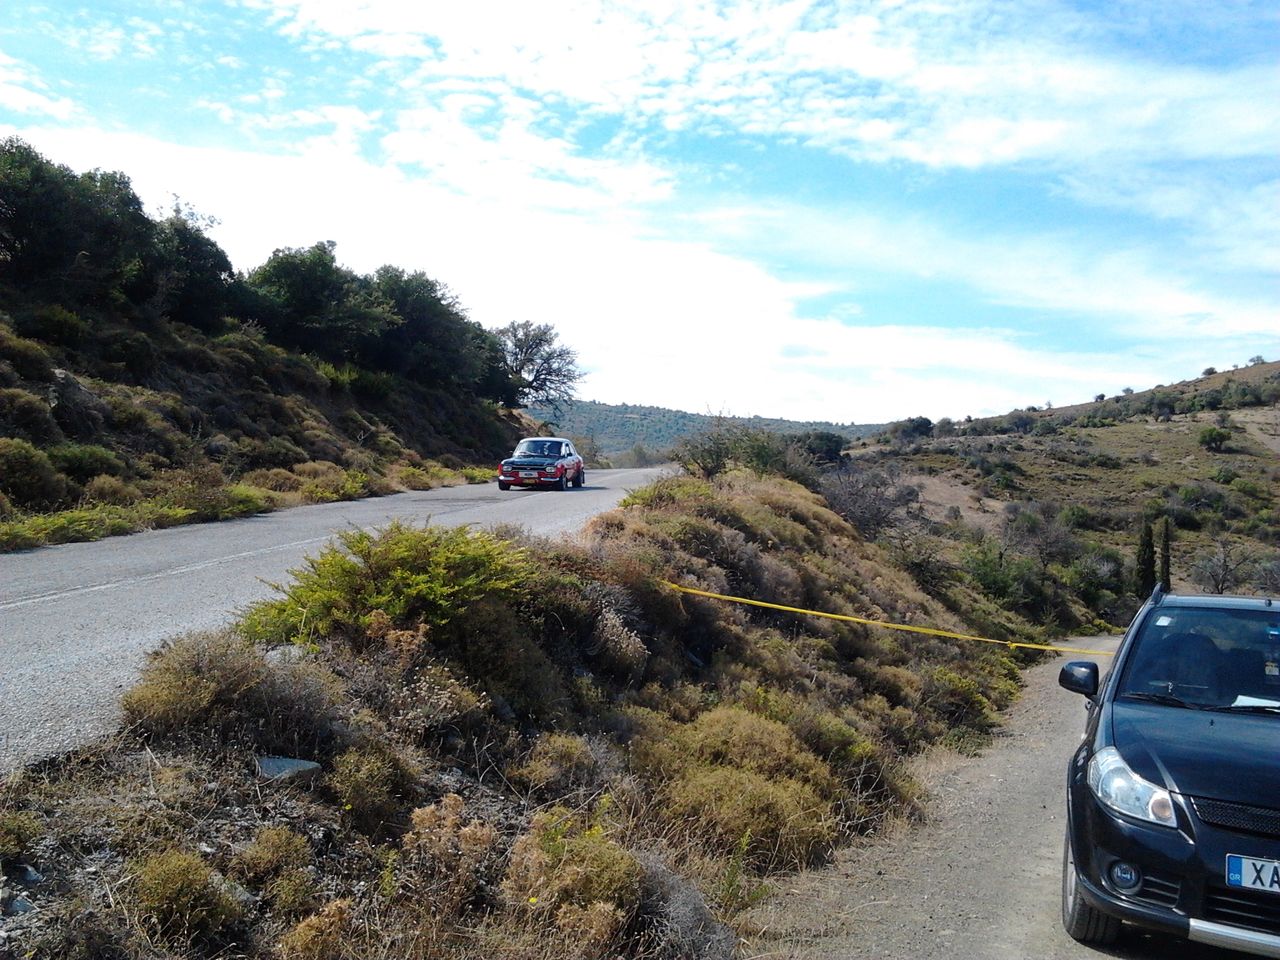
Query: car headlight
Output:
[[1087, 747, 1176, 827]]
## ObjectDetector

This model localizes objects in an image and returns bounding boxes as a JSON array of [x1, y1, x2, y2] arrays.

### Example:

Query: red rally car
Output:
[[497, 437, 585, 491]]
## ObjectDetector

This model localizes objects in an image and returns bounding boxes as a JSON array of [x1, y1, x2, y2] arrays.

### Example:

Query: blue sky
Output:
[[1, 1, 1276, 423]]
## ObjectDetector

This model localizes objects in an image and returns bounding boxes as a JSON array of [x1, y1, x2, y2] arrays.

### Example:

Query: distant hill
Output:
[[525, 399, 883, 457]]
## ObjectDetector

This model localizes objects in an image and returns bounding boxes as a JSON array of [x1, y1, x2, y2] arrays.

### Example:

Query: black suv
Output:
[[1060, 589, 1280, 957]]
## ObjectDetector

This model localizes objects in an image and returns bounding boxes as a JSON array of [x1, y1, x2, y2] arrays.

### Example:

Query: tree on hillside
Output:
[[248, 241, 400, 363], [1134, 521, 1155, 599], [149, 205, 238, 331], [493, 320, 581, 409], [0, 138, 154, 304], [1190, 538, 1257, 595], [1197, 426, 1231, 452]]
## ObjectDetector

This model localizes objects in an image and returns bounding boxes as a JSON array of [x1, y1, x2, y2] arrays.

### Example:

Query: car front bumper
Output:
[[1068, 785, 1280, 957]]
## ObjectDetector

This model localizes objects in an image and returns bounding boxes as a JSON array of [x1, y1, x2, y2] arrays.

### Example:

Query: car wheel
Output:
[[555, 476, 567, 491], [1062, 833, 1121, 945], [498, 480, 510, 491], [574, 468, 585, 488]]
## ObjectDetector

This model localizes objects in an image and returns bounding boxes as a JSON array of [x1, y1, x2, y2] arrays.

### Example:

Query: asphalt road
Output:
[[0, 467, 667, 772], [743, 637, 1251, 960]]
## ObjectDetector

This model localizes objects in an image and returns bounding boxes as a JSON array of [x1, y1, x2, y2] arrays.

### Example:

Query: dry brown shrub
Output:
[[509, 733, 598, 796], [398, 793, 497, 917], [241, 467, 303, 492], [278, 898, 352, 960], [664, 765, 834, 869], [82, 474, 141, 505], [121, 630, 347, 757], [326, 744, 417, 833], [233, 826, 310, 884], [292, 460, 343, 480]]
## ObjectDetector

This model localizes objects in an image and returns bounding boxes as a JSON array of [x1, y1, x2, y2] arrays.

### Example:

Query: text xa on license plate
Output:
[[1227, 855, 1280, 894]]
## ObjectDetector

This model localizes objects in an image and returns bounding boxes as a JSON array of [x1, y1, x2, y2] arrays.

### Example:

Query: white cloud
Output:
[[0, 51, 76, 120]]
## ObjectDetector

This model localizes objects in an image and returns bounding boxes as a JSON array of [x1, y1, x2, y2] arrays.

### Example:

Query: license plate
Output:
[[520, 471, 538, 478], [1227, 855, 1280, 894]]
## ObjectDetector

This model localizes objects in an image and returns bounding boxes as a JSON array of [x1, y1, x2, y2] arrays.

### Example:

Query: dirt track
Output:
[[741, 637, 1250, 960]]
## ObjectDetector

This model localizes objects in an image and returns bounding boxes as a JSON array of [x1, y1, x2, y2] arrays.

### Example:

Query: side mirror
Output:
[[1059, 661, 1099, 699]]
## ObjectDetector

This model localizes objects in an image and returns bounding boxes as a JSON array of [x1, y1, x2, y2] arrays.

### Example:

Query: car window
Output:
[[1118, 608, 1280, 708]]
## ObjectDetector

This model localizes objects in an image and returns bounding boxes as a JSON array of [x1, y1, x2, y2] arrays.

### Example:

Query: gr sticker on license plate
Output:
[[520, 471, 538, 478], [1227, 855, 1280, 894]]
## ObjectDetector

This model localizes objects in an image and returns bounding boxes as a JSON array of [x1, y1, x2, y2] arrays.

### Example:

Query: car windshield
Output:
[[515, 440, 560, 458], [1117, 607, 1280, 711]]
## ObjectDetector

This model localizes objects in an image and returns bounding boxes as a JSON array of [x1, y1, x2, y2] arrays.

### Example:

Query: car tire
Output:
[[1062, 833, 1121, 945], [555, 476, 567, 491], [498, 481, 510, 491], [574, 469, 585, 488]]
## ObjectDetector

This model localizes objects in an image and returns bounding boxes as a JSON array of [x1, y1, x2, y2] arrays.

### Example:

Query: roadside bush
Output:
[[240, 523, 533, 649], [47, 442, 124, 483], [241, 467, 304, 492], [666, 765, 834, 869], [0, 437, 69, 508], [131, 849, 241, 943], [0, 491, 12, 519], [122, 630, 347, 757]]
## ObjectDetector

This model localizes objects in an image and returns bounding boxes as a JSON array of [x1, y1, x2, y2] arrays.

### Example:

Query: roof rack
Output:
[[1150, 583, 1167, 606]]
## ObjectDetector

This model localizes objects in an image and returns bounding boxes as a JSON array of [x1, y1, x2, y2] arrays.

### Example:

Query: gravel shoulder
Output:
[[740, 638, 1247, 960]]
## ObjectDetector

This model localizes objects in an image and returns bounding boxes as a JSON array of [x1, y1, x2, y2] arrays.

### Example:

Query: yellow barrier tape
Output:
[[661, 581, 1116, 658]]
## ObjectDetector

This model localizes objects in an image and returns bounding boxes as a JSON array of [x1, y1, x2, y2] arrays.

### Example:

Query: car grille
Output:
[[1192, 797, 1280, 839], [1135, 871, 1181, 908], [1204, 885, 1280, 935]]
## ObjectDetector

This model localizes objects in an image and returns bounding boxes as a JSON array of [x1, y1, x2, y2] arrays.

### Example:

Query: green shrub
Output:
[[327, 745, 417, 833], [924, 666, 996, 729], [16, 305, 87, 346], [0, 437, 69, 508], [240, 523, 532, 648], [47, 443, 124, 483], [278, 899, 352, 960], [0, 491, 12, 520], [0, 810, 42, 860], [131, 849, 241, 942], [0, 387, 62, 444], [0, 329, 54, 380], [503, 805, 642, 911]]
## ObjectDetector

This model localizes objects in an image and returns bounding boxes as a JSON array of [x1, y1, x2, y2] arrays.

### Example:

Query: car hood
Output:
[[1111, 701, 1280, 804], [502, 456, 559, 468]]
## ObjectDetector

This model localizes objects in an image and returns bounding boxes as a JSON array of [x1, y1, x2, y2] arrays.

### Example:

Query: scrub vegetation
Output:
[[4, 465, 1041, 959]]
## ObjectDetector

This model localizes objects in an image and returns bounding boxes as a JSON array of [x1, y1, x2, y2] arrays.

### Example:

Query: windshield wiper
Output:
[[1120, 691, 1201, 709], [1204, 704, 1280, 715]]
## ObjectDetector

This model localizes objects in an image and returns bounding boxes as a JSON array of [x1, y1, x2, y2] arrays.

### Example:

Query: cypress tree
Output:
[[1159, 516, 1172, 592], [1135, 521, 1156, 598]]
